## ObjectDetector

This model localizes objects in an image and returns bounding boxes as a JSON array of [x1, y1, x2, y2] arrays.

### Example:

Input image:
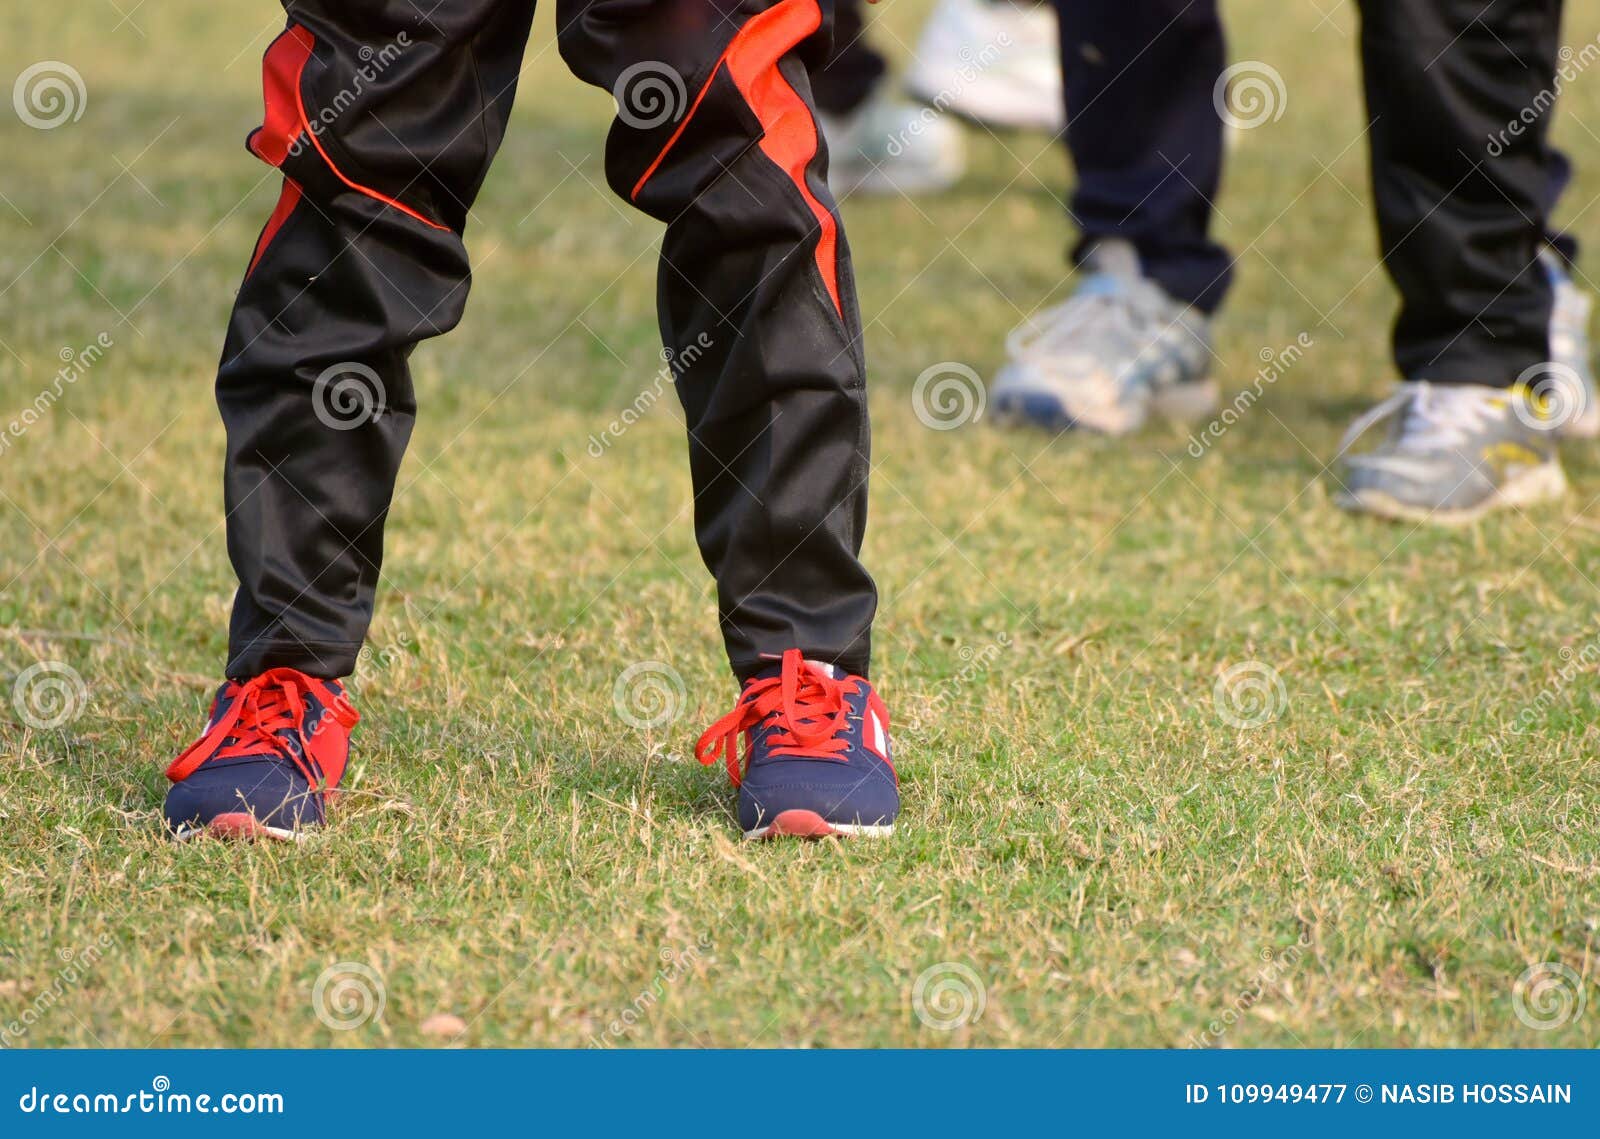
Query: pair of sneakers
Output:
[[163, 651, 898, 843], [992, 241, 1596, 525]]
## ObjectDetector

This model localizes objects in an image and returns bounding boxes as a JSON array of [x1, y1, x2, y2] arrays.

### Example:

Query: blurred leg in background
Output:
[[815, 0, 1062, 197], [1335, 0, 1591, 522], [990, 0, 1226, 436]]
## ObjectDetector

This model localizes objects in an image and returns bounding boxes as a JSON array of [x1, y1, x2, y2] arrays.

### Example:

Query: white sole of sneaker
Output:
[[991, 377, 1220, 436], [1152, 378, 1222, 423], [744, 809, 894, 841], [1335, 461, 1570, 525], [171, 812, 305, 843]]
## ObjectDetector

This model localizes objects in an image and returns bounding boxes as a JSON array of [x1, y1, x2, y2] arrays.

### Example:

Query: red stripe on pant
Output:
[[247, 179, 303, 276], [630, 0, 841, 316]]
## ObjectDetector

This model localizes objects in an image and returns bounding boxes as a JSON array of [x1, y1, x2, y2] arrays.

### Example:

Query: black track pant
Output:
[[218, 0, 876, 682], [1057, 0, 1571, 382]]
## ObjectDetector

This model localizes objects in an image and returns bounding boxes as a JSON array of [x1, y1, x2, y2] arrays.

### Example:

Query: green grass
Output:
[[2, 0, 1598, 1048]]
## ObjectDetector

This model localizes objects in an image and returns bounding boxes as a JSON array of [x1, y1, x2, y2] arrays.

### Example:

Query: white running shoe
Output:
[[820, 90, 966, 197], [991, 241, 1217, 435], [1333, 381, 1568, 524], [905, 0, 1064, 134], [1540, 248, 1599, 439]]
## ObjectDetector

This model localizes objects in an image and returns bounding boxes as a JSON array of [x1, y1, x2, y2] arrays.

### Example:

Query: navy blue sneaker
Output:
[[696, 649, 898, 839], [164, 667, 359, 842]]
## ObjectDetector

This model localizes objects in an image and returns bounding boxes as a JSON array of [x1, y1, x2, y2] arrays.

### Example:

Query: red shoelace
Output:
[[166, 667, 358, 788], [695, 649, 853, 787]]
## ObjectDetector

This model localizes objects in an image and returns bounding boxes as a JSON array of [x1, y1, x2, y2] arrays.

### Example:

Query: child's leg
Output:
[[558, 0, 878, 680], [218, 0, 536, 679]]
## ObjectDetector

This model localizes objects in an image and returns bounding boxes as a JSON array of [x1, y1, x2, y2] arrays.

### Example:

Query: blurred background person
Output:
[[987, 0, 1596, 525], [814, 0, 1062, 196]]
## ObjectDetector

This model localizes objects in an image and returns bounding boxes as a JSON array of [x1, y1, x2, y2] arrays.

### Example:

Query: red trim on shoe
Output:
[[201, 813, 303, 843], [247, 22, 451, 234], [629, 0, 842, 316], [166, 667, 359, 792], [763, 809, 841, 839]]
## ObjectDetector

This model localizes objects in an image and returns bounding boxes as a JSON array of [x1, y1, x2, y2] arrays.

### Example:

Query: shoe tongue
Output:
[[749, 657, 840, 683], [1411, 381, 1499, 416]]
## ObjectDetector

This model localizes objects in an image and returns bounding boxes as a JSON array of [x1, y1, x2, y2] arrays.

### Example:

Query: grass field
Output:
[[3, 0, 1599, 1048]]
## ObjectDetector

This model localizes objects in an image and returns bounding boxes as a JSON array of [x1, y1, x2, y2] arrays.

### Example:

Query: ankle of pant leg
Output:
[[225, 639, 362, 681], [731, 654, 871, 684]]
